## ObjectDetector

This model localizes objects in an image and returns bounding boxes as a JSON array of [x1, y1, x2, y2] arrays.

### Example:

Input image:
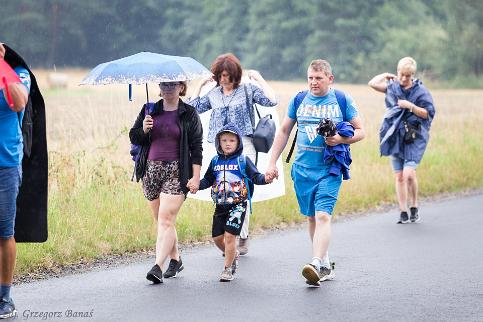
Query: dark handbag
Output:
[[403, 121, 419, 144], [244, 85, 276, 153], [253, 114, 276, 153]]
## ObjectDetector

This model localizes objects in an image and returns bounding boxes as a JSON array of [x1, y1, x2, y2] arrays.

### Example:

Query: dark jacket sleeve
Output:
[[129, 105, 150, 145], [187, 106, 203, 166], [245, 156, 267, 185], [199, 159, 215, 190]]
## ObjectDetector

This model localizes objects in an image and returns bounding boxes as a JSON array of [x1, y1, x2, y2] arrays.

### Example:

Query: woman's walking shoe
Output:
[[302, 264, 321, 287], [146, 264, 163, 284], [397, 211, 409, 224], [219, 267, 234, 282], [319, 265, 336, 282], [238, 237, 249, 255], [410, 207, 420, 223], [163, 257, 184, 278]]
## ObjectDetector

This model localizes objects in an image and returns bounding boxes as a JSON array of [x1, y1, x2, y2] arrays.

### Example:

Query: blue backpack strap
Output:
[[211, 155, 219, 170], [334, 89, 347, 121], [285, 90, 308, 163], [237, 155, 253, 214]]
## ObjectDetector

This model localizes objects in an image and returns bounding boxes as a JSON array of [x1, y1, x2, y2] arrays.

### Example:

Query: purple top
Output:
[[148, 110, 180, 161]]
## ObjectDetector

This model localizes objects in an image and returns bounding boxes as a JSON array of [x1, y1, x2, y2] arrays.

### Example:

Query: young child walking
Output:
[[196, 123, 271, 282]]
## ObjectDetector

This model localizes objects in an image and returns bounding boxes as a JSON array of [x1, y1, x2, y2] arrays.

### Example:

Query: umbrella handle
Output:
[[2, 76, 14, 108]]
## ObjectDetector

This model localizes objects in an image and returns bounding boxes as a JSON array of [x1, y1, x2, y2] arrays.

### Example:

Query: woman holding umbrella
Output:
[[129, 80, 203, 284]]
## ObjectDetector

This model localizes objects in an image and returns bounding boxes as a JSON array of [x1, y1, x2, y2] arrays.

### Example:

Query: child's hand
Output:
[[265, 175, 273, 184], [186, 177, 200, 194]]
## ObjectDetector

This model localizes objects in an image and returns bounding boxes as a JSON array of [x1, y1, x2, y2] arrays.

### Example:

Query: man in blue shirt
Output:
[[266, 59, 365, 286], [0, 42, 30, 320]]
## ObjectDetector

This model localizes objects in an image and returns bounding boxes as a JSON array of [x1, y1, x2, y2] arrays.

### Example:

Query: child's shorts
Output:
[[142, 160, 184, 201], [212, 202, 247, 237], [291, 163, 342, 216]]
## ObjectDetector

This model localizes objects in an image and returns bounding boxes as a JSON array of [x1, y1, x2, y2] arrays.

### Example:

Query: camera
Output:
[[316, 118, 337, 137]]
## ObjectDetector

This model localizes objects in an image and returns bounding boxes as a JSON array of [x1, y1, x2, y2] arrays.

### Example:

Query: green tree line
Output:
[[1, 0, 481, 85]]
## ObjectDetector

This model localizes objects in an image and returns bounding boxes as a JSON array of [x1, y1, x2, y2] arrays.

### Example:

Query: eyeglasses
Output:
[[159, 82, 181, 89]]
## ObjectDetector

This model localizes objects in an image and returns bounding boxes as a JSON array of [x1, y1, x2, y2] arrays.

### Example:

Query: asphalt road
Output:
[[14, 194, 483, 322]]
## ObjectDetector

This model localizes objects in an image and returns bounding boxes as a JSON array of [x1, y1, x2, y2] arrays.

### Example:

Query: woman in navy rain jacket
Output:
[[368, 57, 435, 224]]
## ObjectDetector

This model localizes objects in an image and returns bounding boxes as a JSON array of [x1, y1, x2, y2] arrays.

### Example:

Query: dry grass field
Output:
[[15, 69, 483, 275]]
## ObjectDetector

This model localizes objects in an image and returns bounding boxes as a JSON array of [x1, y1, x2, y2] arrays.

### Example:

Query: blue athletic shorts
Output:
[[390, 155, 418, 172], [0, 166, 22, 239], [291, 163, 342, 217]]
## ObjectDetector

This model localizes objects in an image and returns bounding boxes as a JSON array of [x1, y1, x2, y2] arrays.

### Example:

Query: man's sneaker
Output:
[[410, 207, 420, 223], [0, 298, 17, 319], [146, 264, 163, 284], [238, 237, 249, 256], [231, 251, 240, 274], [397, 211, 409, 224], [302, 264, 321, 287], [163, 257, 184, 278], [319, 265, 336, 282], [220, 267, 234, 282]]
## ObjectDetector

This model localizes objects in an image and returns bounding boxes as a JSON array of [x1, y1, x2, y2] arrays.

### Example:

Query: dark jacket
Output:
[[199, 123, 266, 205], [5, 45, 48, 243], [380, 79, 435, 163], [129, 99, 203, 194]]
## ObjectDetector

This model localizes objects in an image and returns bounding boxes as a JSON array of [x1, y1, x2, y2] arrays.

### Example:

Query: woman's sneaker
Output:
[[146, 264, 163, 284], [410, 207, 420, 222], [397, 211, 410, 224], [238, 237, 249, 255], [319, 265, 336, 282], [220, 267, 234, 282], [302, 264, 321, 286], [163, 257, 184, 278]]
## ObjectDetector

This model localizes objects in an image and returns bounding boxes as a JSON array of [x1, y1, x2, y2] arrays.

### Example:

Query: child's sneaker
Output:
[[410, 207, 420, 223], [220, 267, 234, 282], [302, 264, 321, 287]]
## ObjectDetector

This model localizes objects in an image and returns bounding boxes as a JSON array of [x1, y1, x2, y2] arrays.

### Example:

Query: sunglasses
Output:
[[159, 82, 181, 88]]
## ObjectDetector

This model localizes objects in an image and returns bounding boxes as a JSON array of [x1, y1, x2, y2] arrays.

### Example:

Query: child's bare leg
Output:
[[224, 232, 237, 268], [213, 235, 225, 253]]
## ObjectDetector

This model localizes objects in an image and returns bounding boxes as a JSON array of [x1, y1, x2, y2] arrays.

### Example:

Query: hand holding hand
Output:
[[143, 115, 153, 133], [186, 177, 200, 194], [265, 165, 279, 182]]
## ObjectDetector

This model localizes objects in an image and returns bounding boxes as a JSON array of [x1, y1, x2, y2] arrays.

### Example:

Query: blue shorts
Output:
[[291, 163, 342, 216], [390, 156, 418, 172], [0, 166, 22, 239]]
